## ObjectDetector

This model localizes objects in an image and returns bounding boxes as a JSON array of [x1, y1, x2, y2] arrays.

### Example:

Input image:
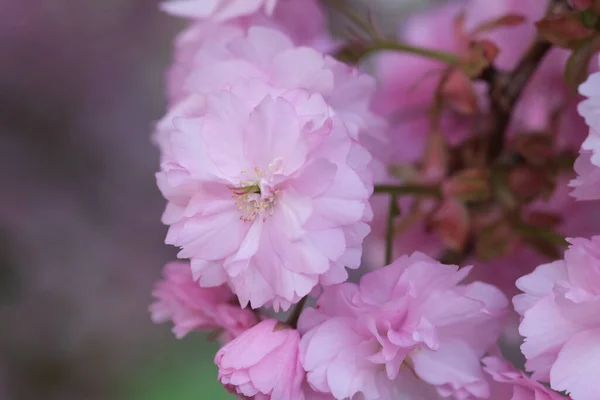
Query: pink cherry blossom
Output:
[[149, 261, 257, 340], [513, 236, 600, 400], [167, 25, 384, 144], [161, 0, 277, 21], [298, 252, 508, 400], [166, 4, 335, 105], [571, 68, 600, 200], [156, 87, 372, 311], [483, 356, 568, 400], [215, 319, 304, 400], [571, 151, 600, 200]]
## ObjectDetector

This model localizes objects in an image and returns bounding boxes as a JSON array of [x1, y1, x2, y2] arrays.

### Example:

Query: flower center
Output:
[[231, 167, 279, 223]]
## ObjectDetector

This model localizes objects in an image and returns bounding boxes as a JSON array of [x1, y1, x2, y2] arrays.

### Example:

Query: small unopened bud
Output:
[[443, 168, 491, 203], [428, 199, 470, 251], [441, 70, 478, 115]]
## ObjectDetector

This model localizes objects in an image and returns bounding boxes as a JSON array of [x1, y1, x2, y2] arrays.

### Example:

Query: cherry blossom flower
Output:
[[298, 252, 508, 400], [165, 2, 334, 105], [166, 25, 384, 145], [483, 356, 568, 400], [571, 68, 600, 200], [156, 86, 372, 311], [161, 0, 277, 21], [514, 236, 600, 400], [149, 261, 257, 340], [215, 319, 304, 400]]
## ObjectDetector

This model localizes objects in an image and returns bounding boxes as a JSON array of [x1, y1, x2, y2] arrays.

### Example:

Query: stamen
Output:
[[230, 173, 279, 223]]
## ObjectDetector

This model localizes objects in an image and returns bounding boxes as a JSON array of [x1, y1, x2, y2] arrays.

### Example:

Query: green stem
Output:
[[374, 184, 442, 198], [324, 0, 460, 66], [515, 223, 569, 247], [362, 41, 460, 65]]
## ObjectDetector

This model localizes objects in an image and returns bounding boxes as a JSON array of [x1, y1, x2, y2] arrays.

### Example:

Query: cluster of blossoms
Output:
[[148, 0, 600, 399]]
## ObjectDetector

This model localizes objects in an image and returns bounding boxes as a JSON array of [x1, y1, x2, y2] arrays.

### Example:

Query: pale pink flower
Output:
[[161, 0, 277, 21], [167, 25, 384, 144], [215, 319, 304, 400], [149, 261, 257, 340], [571, 151, 600, 200], [298, 252, 508, 400], [483, 356, 568, 400], [571, 68, 600, 200], [156, 87, 372, 311], [166, 4, 334, 105], [513, 236, 600, 400]]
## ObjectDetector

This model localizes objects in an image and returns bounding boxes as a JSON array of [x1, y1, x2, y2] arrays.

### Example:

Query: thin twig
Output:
[[385, 194, 400, 265], [360, 41, 460, 65], [374, 184, 442, 198], [324, 0, 460, 66], [286, 296, 308, 328]]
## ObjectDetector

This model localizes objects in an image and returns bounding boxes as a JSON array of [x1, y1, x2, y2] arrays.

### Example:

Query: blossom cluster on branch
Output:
[[148, 0, 600, 399]]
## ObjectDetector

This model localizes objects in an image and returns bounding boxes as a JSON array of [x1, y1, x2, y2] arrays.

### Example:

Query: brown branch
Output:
[[286, 296, 308, 328], [374, 184, 442, 198], [483, 0, 571, 162], [384, 195, 400, 265]]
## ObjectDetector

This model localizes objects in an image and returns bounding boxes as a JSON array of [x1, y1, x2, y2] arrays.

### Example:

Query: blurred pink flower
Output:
[[571, 68, 600, 200], [483, 356, 568, 400], [166, 3, 334, 104], [514, 236, 600, 400], [298, 252, 508, 400], [149, 261, 257, 340], [156, 88, 372, 310], [215, 319, 304, 400], [161, 0, 277, 21], [167, 25, 383, 142]]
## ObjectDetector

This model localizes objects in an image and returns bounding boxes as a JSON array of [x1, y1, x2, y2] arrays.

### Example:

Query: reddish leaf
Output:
[[460, 39, 499, 78], [471, 13, 527, 36], [443, 168, 491, 203], [514, 133, 555, 166], [536, 14, 594, 49]]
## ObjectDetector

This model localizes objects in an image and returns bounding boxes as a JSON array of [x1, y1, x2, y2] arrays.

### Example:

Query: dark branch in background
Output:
[[286, 296, 308, 328], [374, 184, 442, 198], [483, 0, 571, 161], [385, 195, 400, 265]]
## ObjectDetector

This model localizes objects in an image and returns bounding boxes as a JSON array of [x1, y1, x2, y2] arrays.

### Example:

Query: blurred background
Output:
[[0, 1, 428, 399]]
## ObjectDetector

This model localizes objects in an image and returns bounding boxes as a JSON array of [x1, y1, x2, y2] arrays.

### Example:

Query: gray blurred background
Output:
[[0, 1, 427, 399]]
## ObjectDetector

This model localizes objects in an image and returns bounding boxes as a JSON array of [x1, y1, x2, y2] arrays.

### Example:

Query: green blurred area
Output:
[[121, 334, 233, 400]]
